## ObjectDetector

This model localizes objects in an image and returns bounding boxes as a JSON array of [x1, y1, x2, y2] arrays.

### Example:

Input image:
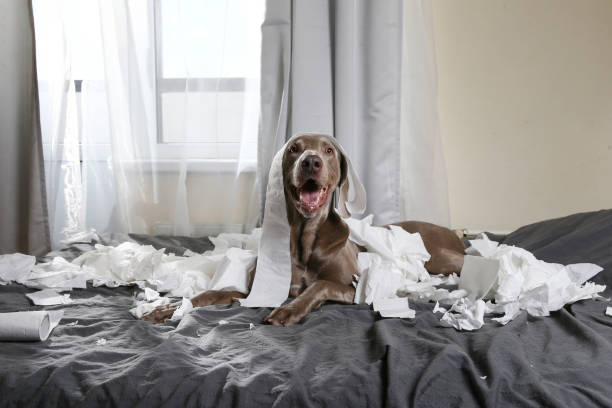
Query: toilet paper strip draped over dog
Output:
[[239, 133, 366, 308]]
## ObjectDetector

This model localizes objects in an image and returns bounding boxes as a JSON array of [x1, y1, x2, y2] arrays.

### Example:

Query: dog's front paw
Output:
[[264, 304, 307, 326], [141, 302, 180, 324]]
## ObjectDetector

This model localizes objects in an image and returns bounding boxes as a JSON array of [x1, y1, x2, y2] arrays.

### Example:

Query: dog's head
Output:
[[282, 134, 347, 219]]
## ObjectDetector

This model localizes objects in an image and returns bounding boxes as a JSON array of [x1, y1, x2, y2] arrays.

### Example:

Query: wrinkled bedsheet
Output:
[[1, 211, 612, 407]]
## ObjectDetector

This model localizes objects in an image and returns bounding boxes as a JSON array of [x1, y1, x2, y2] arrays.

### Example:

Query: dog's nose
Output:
[[301, 155, 322, 173]]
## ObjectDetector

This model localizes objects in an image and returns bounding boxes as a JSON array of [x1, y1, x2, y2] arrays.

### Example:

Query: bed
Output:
[[1, 210, 611, 407]]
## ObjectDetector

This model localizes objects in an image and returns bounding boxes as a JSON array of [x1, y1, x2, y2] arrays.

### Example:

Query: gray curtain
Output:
[[258, 0, 404, 225], [0, 0, 50, 256]]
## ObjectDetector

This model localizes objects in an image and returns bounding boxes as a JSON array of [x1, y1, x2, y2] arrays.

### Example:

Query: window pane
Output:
[[157, 0, 264, 155], [161, 92, 245, 143], [159, 0, 264, 79]]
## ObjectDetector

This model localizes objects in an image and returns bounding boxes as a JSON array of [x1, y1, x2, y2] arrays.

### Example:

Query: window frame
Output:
[[152, 0, 257, 165]]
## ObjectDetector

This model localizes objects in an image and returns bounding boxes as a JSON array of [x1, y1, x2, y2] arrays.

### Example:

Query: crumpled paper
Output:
[[129, 289, 195, 322], [348, 215, 431, 311], [472, 234, 604, 323], [373, 297, 415, 318], [170, 298, 193, 321], [353, 228, 605, 330], [1, 220, 605, 330], [0, 253, 36, 285], [4, 232, 261, 307], [440, 298, 486, 331], [26, 289, 72, 305], [130, 295, 171, 318]]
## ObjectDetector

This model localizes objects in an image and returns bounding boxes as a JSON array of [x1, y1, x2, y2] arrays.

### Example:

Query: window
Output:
[[153, 0, 265, 162]]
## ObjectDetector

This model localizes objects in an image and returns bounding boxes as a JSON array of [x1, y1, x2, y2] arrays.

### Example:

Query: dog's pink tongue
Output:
[[300, 190, 320, 205]]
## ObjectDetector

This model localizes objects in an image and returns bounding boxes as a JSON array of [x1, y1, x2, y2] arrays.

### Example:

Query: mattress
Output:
[[1, 210, 611, 407]]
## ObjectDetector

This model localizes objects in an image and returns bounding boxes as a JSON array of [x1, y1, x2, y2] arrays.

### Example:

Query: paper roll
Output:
[[0, 310, 63, 341]]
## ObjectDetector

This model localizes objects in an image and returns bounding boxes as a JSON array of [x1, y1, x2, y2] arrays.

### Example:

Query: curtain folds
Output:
[[259, 0, 450, 226], [0, 1, 50, 256], [33, 0, 264, 248]]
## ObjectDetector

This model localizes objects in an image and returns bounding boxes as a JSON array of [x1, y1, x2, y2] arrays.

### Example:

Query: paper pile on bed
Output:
[[351, 220, 605, 330], [0, 232, 258, 297], [0, 221, 605, 329]]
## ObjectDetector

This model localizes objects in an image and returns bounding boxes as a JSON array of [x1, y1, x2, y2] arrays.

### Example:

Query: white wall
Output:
[[432, 0, 612, 232]]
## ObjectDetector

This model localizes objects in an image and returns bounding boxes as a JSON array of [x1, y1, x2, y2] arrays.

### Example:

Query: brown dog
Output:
[[142, 134, 465, 325]]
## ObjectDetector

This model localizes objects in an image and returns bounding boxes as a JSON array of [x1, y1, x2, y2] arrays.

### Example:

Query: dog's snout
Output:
[[301, 155, 322, 173]]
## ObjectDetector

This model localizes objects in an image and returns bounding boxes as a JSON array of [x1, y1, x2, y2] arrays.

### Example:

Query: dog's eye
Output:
[[326, 147, 333, 154], [289, 145, 298, 153]]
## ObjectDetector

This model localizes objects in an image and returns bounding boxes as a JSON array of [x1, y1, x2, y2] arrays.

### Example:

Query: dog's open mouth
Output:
[[297, 179, 330, 212]]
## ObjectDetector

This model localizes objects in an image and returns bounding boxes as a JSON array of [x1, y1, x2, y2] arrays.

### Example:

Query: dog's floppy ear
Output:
[[336, 149, 366, 217], [338, 151, 348, 191]]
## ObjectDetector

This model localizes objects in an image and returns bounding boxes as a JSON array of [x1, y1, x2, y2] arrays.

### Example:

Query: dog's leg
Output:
[[264, 280, 355, 326], [141, 290, 246, 324]]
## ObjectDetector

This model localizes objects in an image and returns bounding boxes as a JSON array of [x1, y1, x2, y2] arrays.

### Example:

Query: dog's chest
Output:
[[289, 226, 322, 294]]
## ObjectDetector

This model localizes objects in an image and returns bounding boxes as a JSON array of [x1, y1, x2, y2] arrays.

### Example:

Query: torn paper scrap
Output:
[[433, 301, 447, 314], [26, 289, 72, 306], [440, 298, 486, 331], [129, 297, 171, 319], [136, 287, 161, 302], [346, 216, 431, 282], [0, 253, 36, 285], [96, 338, 107, 345], [24, 257, 88, 290], [2, 217, 605, 332], [218, 320, 229, 325], [373, 297, 415, 319], [249, 323, 255, 330], [209, 248, 256, 293], [467, 233, 499, 257], [355, 252, 403, 304], [459, 255, 500, 300], [0, 310, 64, 341], [170, 297, 193, 321], [490, 302, 521, 325], [606, 306, 612, 317]]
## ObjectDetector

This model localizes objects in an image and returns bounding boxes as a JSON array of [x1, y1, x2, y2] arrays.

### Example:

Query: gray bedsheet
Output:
[[1, 210, 612, 407]]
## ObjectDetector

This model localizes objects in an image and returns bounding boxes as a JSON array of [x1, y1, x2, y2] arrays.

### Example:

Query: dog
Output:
[[142, 134, 465, 325]]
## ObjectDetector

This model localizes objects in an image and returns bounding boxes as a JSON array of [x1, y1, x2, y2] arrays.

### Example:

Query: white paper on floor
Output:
[[373, 297, 415, 319], [1, 220, 606, 330], [3, 232, 261, 323], [170, 298, 193, 321], [130, 296, 171, 319], [347, 221, 604, 330], [0, 253, 36, 285], [26, 289, 72, 305], [440, 298, 486, 331]]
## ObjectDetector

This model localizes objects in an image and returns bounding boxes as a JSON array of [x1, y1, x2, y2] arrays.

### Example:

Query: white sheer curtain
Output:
[[33, 0, 264, 248]]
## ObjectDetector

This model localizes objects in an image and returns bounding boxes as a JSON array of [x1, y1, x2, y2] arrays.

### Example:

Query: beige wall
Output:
[[432, 0, 612, 232]]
